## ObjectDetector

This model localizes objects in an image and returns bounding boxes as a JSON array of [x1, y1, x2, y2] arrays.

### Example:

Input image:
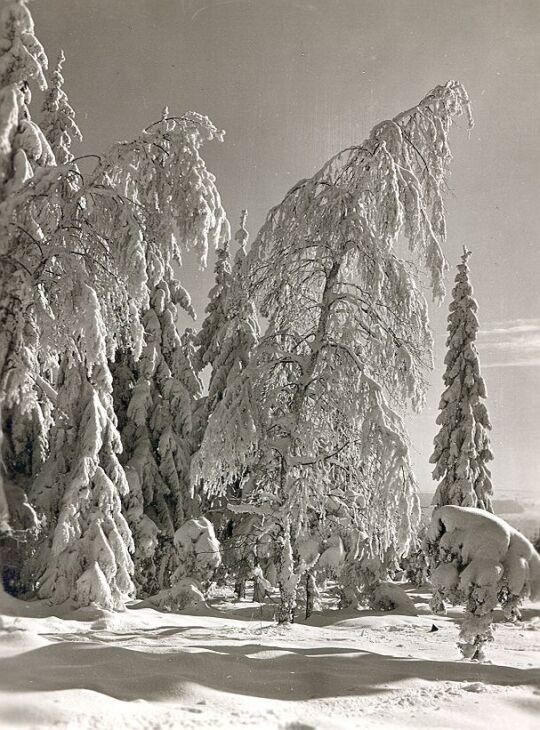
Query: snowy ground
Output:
[[1, 585, 539, 730]]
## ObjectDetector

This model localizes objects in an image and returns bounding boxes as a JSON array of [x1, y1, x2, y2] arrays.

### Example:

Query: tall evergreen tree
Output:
[[0, 0, 56, 588], [195, 81, 473, 622], [430, 248, 493, 511], [193, 210, 259, 432], [108, 110, 228, 596], [192, 211, 260, 590]]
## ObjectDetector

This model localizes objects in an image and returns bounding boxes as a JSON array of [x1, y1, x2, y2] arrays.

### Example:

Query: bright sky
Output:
[[33, 0, 540, 500]]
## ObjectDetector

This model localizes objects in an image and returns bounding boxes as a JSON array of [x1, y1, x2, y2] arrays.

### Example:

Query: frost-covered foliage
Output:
[[427, 505, 540, 659], [108, 109, 228, 596], [430, 249, 493, 511], [195, 81, 472, 622]]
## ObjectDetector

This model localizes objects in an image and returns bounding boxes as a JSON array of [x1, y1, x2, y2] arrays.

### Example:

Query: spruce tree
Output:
[[430, 248, 494, 511], [193, 210, 259, 431], [0, 0, 56, 588], [107, 110, 228, 596], [192, 211, 260, 589]]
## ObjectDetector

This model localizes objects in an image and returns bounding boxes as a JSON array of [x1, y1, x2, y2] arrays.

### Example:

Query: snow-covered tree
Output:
[[430, 249, 493, 511], [107, 110, 228, 596], [0, 12, 150, 608], [31, 282, 136, 609], [148, 516, 221, 611], [195, 81, 473, 622], [191, 211, 260, 588], [427, 505, 540, 659], [194, 238, 232, 378], [40, 49, 82, 165], [0, 0, 56, 588], [22, 150, 150, 608], [194, 210, 259, 425]]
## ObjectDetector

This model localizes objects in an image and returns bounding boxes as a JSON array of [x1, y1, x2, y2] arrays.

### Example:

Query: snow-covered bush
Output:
[[150, 517, 221, 612], [371, 582, 417, 614], [427, 505, 540, 659], [401, 527, 430, 587], [173, 516, 222, 585]]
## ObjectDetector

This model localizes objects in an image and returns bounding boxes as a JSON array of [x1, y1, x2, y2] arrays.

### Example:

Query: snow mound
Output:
[[371, 582, 418, 615]]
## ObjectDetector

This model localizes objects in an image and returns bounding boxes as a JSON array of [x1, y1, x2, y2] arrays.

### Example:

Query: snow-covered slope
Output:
[[1, 586, 539, 729]]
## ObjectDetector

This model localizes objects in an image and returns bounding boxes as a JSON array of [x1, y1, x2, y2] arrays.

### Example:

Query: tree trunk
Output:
[[276, 519, 298, 624], [277, 588, 296, 624], [234, 577, 246, 600], [305, 571, 319, 619], [253, 575, 266, 603]]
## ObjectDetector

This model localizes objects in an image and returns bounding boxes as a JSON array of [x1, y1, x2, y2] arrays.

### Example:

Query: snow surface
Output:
[[1, 584, 539, 729]]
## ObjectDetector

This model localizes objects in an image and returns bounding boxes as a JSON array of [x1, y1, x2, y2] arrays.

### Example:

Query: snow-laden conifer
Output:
[[106, 110, 228, 595], [430, 249, 494, 511], [32, 283, 135, 609], [0, 0, 56, 582], [193, 210, 259, 440], [40, 50, 82, 165], [0, 22, 151, 607], [195, 81, 472, 622], [191, 211, 260, 586]]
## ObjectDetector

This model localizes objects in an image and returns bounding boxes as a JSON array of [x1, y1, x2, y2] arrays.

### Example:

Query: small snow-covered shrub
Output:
[[371, 582, 417, 615], [173, 516, 221, 587], [149, 577, 205, 612], [427, 505, 540, 659], [147, 517, 221, 612], [401, 527, 430, 587]]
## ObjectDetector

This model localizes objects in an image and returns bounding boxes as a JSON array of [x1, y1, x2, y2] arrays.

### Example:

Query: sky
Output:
[[31, 0, 540, 500]]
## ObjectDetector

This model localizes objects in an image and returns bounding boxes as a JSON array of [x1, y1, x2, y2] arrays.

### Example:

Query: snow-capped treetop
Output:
[[252, 80, 472, 308], [194, 238, 232, 373], [235, 209, 249, 252], [0, 0, 47, 91], [106, 109, 229, 273], [0, 0, 54, 200], [41, 50, 82, 164], [430, 248, 494, 511]]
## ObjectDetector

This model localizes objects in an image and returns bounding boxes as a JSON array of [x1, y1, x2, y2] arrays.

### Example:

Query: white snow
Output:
[[1, 584, 539, 730]]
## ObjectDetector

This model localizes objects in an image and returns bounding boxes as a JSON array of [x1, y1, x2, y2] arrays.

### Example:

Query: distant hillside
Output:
[[418, 492, 537, 539]]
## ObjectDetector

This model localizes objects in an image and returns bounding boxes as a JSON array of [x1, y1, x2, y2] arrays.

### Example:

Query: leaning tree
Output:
[[430, 248, 493, 511], [195, 81, 473, 622]]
